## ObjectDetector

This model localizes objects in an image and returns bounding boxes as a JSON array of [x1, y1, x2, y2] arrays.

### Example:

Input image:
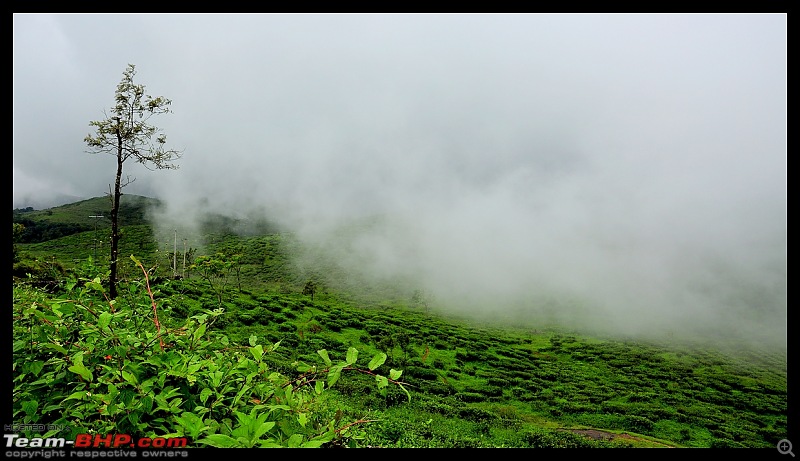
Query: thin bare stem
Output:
[[135, 259, 164, 351]]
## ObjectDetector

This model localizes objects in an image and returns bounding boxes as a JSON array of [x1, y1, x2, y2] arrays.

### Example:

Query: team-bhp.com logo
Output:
[[75, 435, 187, 449], [5, 433, 188, 449]]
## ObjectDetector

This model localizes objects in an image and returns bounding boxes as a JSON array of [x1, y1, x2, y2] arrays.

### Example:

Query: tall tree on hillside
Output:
[[85, 64, 183, 299]]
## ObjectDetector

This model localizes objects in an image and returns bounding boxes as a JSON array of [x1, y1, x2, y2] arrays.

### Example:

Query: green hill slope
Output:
[[11, 196, 788, 448], [13, 195, 160, 243]]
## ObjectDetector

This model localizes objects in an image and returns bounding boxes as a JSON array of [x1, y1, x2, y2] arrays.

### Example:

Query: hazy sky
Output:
[[13, 13, 787, 348]]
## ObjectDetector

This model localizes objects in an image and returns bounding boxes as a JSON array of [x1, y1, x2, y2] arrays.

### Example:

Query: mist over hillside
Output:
[[145, 166, 786, 354], [14, 14, 786, 352], [13, 190, 88, 211]]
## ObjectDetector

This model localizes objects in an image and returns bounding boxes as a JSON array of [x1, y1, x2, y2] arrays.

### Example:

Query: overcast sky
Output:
[[13, 13, 787, 348]]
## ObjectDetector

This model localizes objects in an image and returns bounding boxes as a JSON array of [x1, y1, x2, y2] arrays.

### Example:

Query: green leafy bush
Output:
[[12, 256, 408, 447]]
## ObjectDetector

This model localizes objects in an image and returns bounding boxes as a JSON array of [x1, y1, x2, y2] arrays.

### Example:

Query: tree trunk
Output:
[[109, 130, 124, 299]]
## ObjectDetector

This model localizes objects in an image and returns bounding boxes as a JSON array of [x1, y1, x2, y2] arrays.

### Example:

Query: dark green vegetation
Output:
[[14, 195, 157, 242], [13, 197, 788, 448]]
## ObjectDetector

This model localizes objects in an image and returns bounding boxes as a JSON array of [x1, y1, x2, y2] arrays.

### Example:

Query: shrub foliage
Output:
[[12, 256, 407, 448]]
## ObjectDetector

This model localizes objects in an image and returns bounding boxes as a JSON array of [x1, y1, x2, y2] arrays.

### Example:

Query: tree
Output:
[[84, 64, 182, 299], [303, 279, 317, 301], [410, 288, 431, 313], [192, 253, 234, 307]]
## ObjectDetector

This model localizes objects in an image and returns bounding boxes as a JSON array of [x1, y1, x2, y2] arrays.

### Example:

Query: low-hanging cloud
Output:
[[14, 13, 786, 350]]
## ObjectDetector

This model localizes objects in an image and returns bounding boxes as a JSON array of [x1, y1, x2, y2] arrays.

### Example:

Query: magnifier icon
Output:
[[778, 439, 795, 457]]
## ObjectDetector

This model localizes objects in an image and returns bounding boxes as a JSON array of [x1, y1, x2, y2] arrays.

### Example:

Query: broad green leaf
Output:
[[42, 402, 64, 416], [122, 370, 138, 385], [303, 430, 335, 448], [158, 386, 181, 400], [284, 385, 294, 406], [327, 366, 341, 388], [265, 404, 291, 413], [317, 349, 331, 366], [389, 369, 403, 380], [21, 400, 38, 416], [169, 397, 184, 411], [346, 347, 358, 365], [120, 387, 136, 403], [85, 278, 104, 292], [368, 352, 387, 371], [249, 334, 257, 346], [51, 305, 66, 318], [98, 312, 112, 331], [287, 434, 303, 448], [140, 396, 154, 413], [297, 412, 308, 428], [155, 396, 170, 411], [44, 343, 68, 355], [13, 340, 28, 354], [210, 371, 223, 388], [375, 374, 388, 389], [231, 386, 252, 408], [26, 361, 45, 376], [197, 434, 238, 448], [187, 362, 203, 374], [174, 412, 208, 439], [250, 344, 263, 362], [63, 392, 88, 401], [193, 323, 207, 341], [68, 363, 93, 382], [199, 388, 213, 405], [253, 421, 275, 440], [314, 380, 324, 395]]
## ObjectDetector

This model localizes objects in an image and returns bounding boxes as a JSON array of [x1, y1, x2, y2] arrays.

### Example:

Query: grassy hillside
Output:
[[11, 197, 788, 448], [14, 194, 158, 226], [13, 195, 160, 244]]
